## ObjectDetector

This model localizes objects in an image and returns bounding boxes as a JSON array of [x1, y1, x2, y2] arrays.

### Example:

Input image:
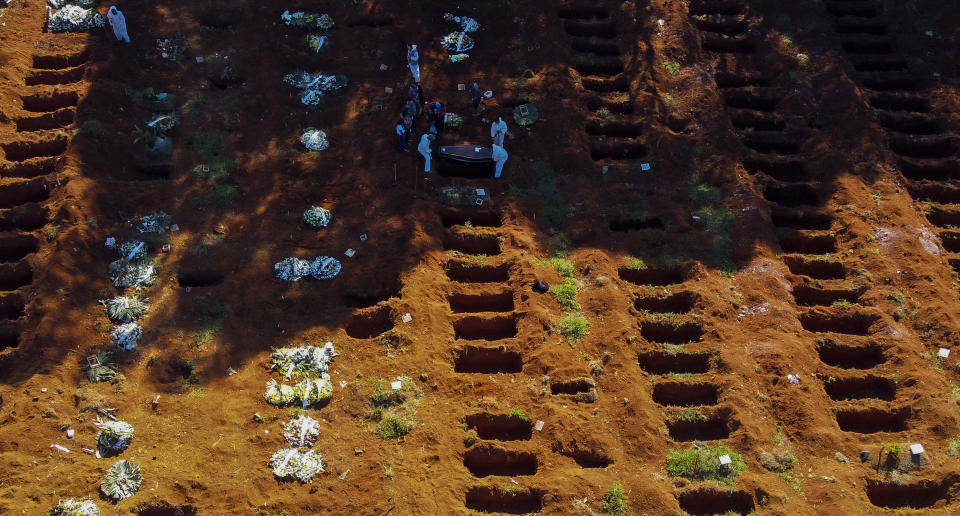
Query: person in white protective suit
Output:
[[407, 44, 421, 83], [490, 117, 508, 146], [107, 6, 130, 43], [418, 133, 434, 173], [492, 144, 508, 178]]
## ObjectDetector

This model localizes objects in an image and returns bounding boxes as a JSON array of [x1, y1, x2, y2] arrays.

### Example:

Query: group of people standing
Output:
[[395, 43, 509, 178]]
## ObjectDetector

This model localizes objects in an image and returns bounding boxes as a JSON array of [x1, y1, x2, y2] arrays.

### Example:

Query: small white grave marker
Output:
[[105, 237, 116, 247], [379, 64, 389, 71], [534, 420, 545, 432], [641, 162, 651, 171], [402, 313, 413, 323], [360, 234, 368, 242], [457, 83, 466, 91], [196, 56, 204, 63], [384, 87, 393, 94], [476, 188, 486, 196], [391, 380, 403, 390], [910, 444, 925, 456], [476, 198, 484, 206], [170, 224, 180, 232], [162, 244, 171, 253], [345, 248, 356, 258], [938, 347, 950, 359], [339, 380, 348, 388], [719, 454, 732, 466]]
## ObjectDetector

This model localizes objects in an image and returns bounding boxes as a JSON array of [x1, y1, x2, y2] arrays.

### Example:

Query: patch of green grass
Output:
[[832, 299, 853, 307], [667, 407, 707, 422], [518, 161, 566, 228], [689, 184, 722, 206], [779, 471, 803, 491], [189, 388, 204, 398], [509, 408, 529, 422], [193, 295, 228, 319], [626, 257, 646, 270], [192, 322, 223, 348], [662, 61, 681, 76], [694, 206, 734, 231], [550, 278, 581, 310], [594, 107, 613, 120], [376, 417, 412, 439], [543, 257, 574, 277], [759, 449, 796, 472], [661, 92, 678, 109], [666, 443, 747, 486], [711, 235, 736, 277], [383, 462, 395, 480], [44, 224, 62, 242], [189, 130, 226, 157], [947, 436, 960, 457], [559, 312, 590, 342], [600, 483, 628, 516], [209, 185, 239, 206]]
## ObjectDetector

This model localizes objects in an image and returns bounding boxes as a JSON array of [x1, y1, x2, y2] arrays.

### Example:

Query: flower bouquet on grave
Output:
[[283, 415, 320, 447], [87, 350, 118, 383], [48, 5, 105, 33], [96, 419, 134, 456], [137, 212, 172, 233], [110, 323, 142, 351], [48, 0, 95, 8], [100, 460, 141, 501], [48, 497, 99, 516], [269, 447, 326, 482], [104, 296, 149, 323], [299, 128, 329, 151], [293, 377, 333, 407], [116, 240, 148, 261], [284, 72, 348, 108], [281, 10, 334, 30], [442, 32, 475, 52], [146, 113, 180, 135], [154, 35, 189, 62], [304, 34, 328, 53], [108, 257, 157, 288], [443, 13, 480, 32], [275, 257, 312, 281], [449, 53, 469, 63], [264, 379, 297, 406], [303, 206, 332, 228], [271, 342, 336, 380], [310, 256, 341, 279]]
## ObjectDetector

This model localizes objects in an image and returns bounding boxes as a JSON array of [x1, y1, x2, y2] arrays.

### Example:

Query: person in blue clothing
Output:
[[396, 118, 409, 152]]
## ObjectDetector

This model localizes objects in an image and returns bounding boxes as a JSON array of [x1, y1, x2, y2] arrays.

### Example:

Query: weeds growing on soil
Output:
[[600, 483, 628, 515], [510, 408, 529, 421], [559, 313, 590, 342], [662, 61, 681, 76], [543, 257, 574, 277], [376, 417, 412, 439], [550, 278, 580, 310], [666, 443, 746, 486]]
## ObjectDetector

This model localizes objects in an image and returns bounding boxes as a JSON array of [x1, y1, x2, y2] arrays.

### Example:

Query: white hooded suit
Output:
[[107, 6, 129, 43]]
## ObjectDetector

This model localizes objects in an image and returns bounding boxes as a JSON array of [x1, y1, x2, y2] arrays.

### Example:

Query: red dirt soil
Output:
[[2, 0, 960, 514]]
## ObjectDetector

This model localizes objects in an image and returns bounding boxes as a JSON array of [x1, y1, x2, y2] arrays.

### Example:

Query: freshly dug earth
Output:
[[1, 0, 960, 514]]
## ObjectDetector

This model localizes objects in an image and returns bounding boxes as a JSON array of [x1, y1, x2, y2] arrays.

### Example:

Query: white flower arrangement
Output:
[[146, 114, 179, 135], [108, 258, 157, 288], [304, 34, 328, 53], [96, 418, 134, 455], [271, 342, 337, 380], [283, 72, 348, 108], [48, 5, 105, 33], [264, 379, 297, 406], [449, 53, 470, 63], [104, 296, 149, 323], [274, 257, 312, 281], [100, 460, 141, 501], [283, 415, 320, 447], [300, 128, 329, 151], [281, 10, 334, 30], [136, 211, 172, 233], [269, 447, 325, 483], [116, 240, 147, 261], [49, 497, 100, 516], [48, 0, 95, 8], [293, 377, 333, 407], [303, 206, 332, 228], [310, 256, 341, 279], [443, 13, 480, 32], [110, 323, 142, 350], [442, 32, 475, 52]]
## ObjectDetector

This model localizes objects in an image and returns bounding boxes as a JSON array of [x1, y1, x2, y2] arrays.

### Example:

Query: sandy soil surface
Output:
[[1, 0, 960, 514]]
